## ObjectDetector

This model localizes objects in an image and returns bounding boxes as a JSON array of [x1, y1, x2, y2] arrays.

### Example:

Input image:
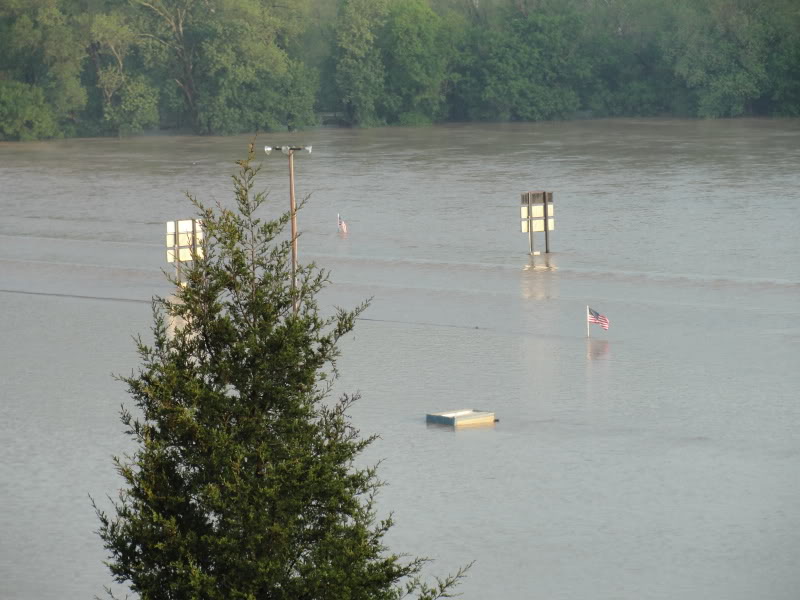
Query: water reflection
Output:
[[520, 255, 558, 301], [586, 338, 610, 360], [165, 293, 187, 339], [424, 422, 496, 432], [523, 254, 557, 271]]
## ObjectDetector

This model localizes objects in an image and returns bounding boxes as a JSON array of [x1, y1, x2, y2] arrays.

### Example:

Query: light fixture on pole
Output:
[[264, 145, 312, 312]]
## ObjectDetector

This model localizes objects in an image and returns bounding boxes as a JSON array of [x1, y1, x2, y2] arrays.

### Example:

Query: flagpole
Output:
[[586, 305, 590, 338]]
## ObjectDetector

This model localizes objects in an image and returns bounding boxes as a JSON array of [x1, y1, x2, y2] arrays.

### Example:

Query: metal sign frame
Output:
[[166, 219, 203, 282], [520, 192, 554, 254]]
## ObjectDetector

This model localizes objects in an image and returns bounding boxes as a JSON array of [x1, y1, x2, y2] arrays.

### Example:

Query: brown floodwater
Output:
[[1, 118, 799, 599]]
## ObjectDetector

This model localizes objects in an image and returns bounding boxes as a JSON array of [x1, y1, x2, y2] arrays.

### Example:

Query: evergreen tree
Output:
[[93, 144, 469, 600]]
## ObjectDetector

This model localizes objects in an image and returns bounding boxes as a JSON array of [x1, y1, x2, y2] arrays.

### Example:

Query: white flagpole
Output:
[[586, 305, 590, 338]]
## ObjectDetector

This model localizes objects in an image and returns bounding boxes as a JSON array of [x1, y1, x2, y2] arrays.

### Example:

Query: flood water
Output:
[[1, 119, 799, 600]]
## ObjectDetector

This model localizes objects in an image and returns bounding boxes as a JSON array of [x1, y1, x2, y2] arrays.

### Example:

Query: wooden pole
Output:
[[543, 192, 551, 253], [173, 220, 181, 285], [527, 193, 534, 254], [288, 151, 298, 313], [191, 219, 197, 260]]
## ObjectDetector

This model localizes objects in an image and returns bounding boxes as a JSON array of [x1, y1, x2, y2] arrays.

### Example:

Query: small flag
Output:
[[337, 213, 348, 234], [587, 307, 609, 330]]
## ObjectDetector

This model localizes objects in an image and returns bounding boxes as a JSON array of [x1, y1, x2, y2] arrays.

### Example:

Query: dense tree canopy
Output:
[[334, 0, 388, 126], [0, 0, 798, 139]]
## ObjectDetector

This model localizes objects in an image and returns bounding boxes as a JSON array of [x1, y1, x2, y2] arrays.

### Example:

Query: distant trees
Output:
[[129, 0, 317, 133], [0, 0, 86, 138], [661, 0, 800, 117], [0, 0, 798, 139], [663, 0, 771, 117], [88, 12, 158, 135], [449, 9, 587, 121], [576, 0, 680, 117], [380, 0, 449, 125], [0, 80, 59, 140], [0, 0, 317, 138], [334, 0, 389, 126]]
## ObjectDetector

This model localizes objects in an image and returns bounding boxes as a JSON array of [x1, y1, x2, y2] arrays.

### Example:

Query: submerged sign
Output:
[[520, 191, 554, 253], [166, 219, 203, 263]]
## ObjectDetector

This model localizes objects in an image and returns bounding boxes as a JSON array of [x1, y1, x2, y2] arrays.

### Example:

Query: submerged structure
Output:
[[426, 409, 496, 428]]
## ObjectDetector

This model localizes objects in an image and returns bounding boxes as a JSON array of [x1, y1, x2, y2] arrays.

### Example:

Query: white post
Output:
[[586, 305, 590, 338]]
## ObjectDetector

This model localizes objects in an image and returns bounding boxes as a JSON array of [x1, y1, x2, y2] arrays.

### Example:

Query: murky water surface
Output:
[[1, 119, 799, 599]]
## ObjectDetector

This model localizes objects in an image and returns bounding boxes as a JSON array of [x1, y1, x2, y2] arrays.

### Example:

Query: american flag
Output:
[[337, 213, 348, 234], [587, 307, 609, 330]]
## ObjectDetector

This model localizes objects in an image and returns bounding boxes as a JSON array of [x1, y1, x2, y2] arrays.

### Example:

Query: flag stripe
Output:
[[587, 307, 609, 330]]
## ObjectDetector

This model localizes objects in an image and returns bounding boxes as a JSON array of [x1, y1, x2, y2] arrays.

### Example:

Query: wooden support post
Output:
[[543, 192, 551, 254], [191, 219, 198, 258], [527, 193, 534, 255], [288, 150, 299, 314], [172, 220, 181, 285]]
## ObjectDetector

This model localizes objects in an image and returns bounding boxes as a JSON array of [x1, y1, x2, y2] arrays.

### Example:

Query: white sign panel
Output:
[[521, 218, 555, 233], [166, 219, 204, 263]]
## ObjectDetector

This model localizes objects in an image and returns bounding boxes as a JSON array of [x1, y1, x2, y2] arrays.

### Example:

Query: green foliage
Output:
[[104, 75, 159, 135], [128, 0, 319, 134], [575, 0, 677, 117], [450, 9, 586, 121], [129, 0, 210, 130], [1, 0, 799, 139], [93, 145, 470, 600], [195, 57, 318, 134], [84, 10, 160, 135], [660, 0, 778, 117], [765, 17, 800, 116], [297, 0, 340, 113], [0, 80, 59, 140], [380, 0, 449, 125], [0, 0, 87, 133], [334, 0, 389, 126], [191, 6, 318, 135]]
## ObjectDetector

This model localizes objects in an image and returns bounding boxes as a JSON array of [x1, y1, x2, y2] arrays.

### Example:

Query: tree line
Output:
[[1, 0, 798, 141]]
